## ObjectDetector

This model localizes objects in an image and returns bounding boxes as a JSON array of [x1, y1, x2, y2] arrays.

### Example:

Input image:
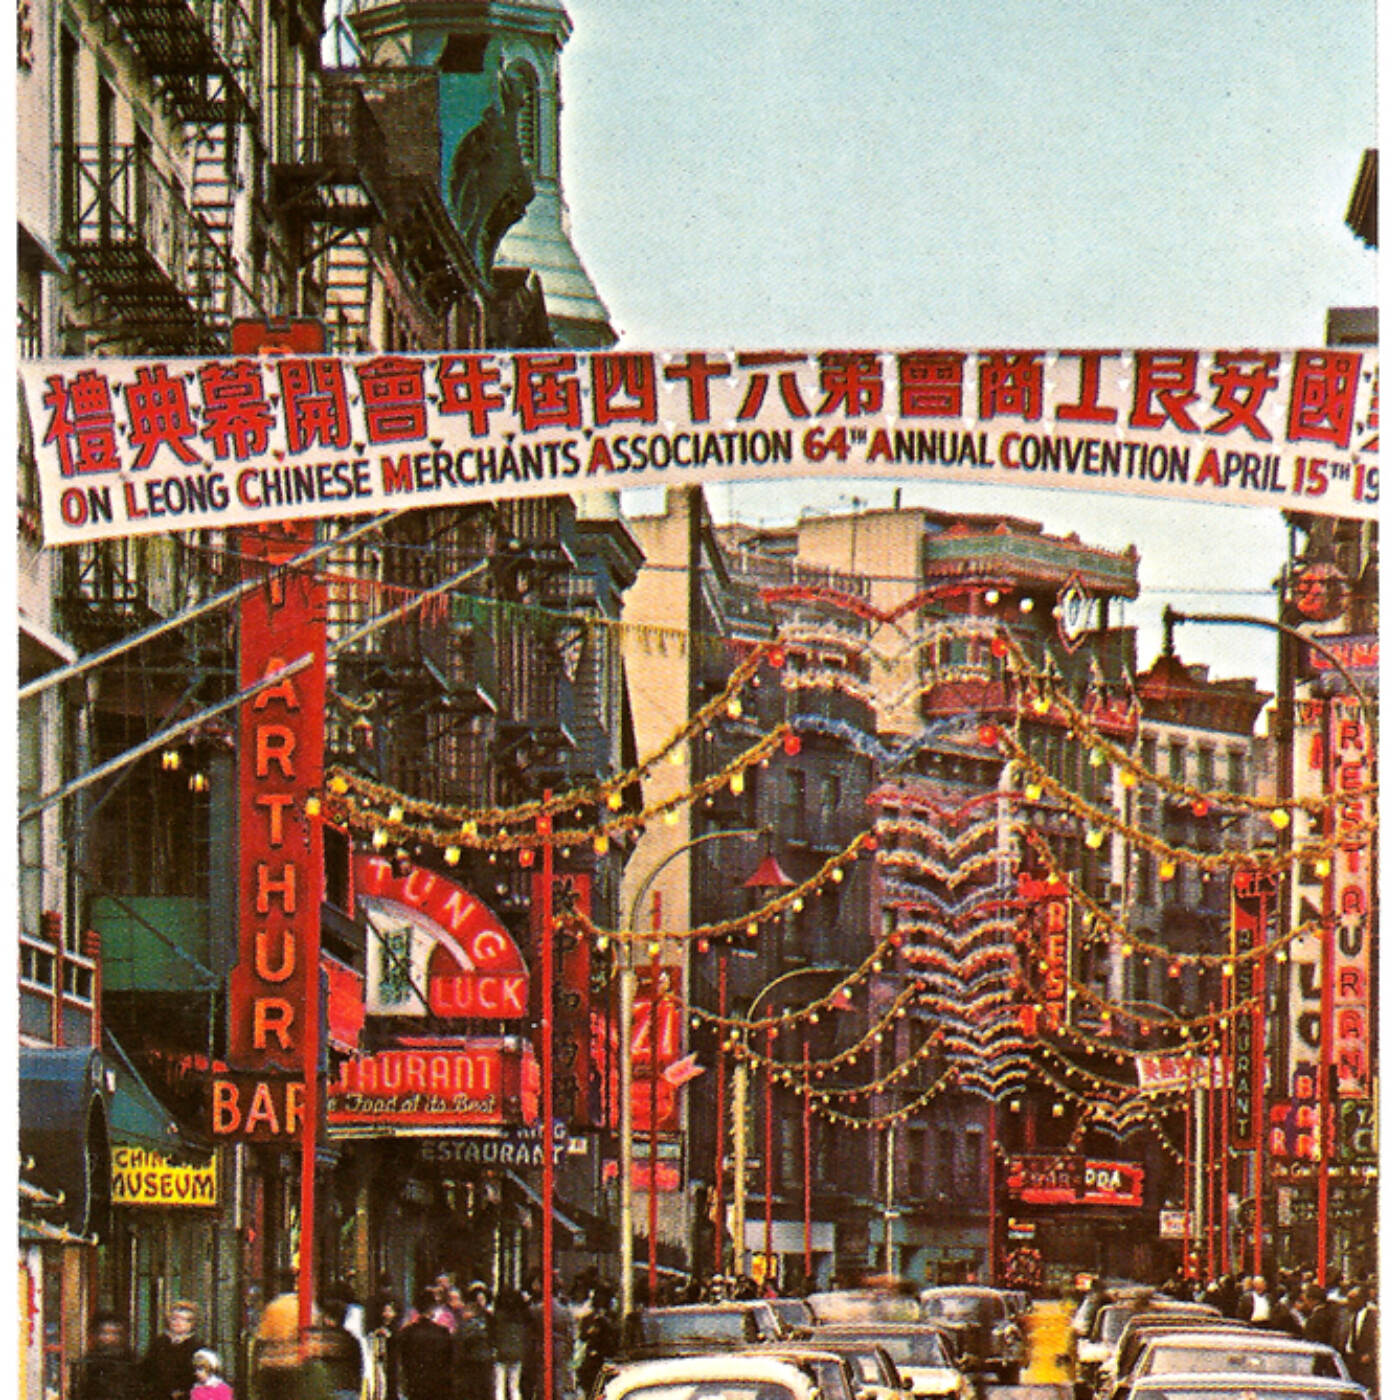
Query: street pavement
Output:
[[983, 1299, 1074, 1400]]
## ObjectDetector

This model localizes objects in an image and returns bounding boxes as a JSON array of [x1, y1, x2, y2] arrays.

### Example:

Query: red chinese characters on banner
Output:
[[227, 523, 326, 1073]]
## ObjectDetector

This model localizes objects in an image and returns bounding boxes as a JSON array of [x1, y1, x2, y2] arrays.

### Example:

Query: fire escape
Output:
[[62, 0, 268, 353], [271, 73, 480, 352]]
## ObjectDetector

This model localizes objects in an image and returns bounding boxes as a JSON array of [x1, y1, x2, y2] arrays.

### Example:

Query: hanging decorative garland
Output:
[[323, 643, 770, 837], [1019, 826, 1326, 969], [1002, 738, 1368, 874]]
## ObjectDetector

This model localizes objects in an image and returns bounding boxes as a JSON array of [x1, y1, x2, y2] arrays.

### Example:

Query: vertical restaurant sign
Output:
[[20, 347, 1381, 546], [1330, 699, 1373, 1098], [1229, 867, 1274, 1150], [1018, 874, 1068, 1032], [226, 523, 326, 1072], [356, 853, 528, 1019]]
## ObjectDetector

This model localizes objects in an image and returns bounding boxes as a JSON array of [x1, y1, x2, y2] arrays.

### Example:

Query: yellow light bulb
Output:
[[1270, 808, 1291, 830], [444, 845, 461, 865], [607, 790, 623, 811], [729, 772, 745, 795], [305, 796, 322, 817]]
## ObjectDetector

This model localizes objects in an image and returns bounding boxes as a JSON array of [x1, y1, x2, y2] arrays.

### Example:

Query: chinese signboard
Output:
[[21, 347, 1380, 545], [357, 853, 529, 1020], [1135, 1054, 1224, 1093], [111, 1147, 219, 1208]]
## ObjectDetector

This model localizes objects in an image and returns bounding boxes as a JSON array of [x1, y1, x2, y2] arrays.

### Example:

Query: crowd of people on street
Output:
[[72, 1272, 630, 1400], [1080, 1269, 1381, 1394]]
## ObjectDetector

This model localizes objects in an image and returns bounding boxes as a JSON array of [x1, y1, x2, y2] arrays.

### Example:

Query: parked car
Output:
[[772, 1335, 907, 1400], [1079, 1301, 1223, 1399], [1108, 1332, 1352, 1400], [1000, 1290, 1031, 1320], [597, 1354, 823, 1400], [810, 1322, 972, 1400], [1121, 1374, 1370, 1400], [1098, 1311, 1244, 1397], [769, 1298, 816, 1338], [807, 1292, 921, 1325], [620, 1302, 786, 1357], [918, 1287, 1026, 1384], [737, 1346, 866, 1400]]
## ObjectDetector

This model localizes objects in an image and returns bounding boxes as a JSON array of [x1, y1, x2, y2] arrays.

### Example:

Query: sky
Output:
[[553, 0, 1379, 701]]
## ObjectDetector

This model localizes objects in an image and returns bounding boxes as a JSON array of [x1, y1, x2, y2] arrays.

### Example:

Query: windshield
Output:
[[862, 1335, 952, 1367], [921, 1297, 999, 1326], [1098, 1308, 1139, 1345], [619, 1384, 803, 1400], [642, 1313, 754, 1344], [1132, 1388, 1353, 1400], [809, 1296, 920, 1324], [1144, 1350, 1344, 1379]]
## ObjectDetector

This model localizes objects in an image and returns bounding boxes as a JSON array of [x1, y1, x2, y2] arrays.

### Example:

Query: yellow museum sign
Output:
[[111, 1147, 218, 1208]]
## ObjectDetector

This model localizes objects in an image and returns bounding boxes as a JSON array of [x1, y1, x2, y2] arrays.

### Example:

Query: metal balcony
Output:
[[60, 143, 264, 353], [100, 0, 258, 124], [271, 81, 395, 231]]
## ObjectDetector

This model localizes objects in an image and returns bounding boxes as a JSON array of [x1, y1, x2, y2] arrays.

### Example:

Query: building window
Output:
[[784, 769, 807, 841], [1141, 735, 1157, 774], [1228, 749, 1247, 794], [505, 62, 541, 170], [1169, 741, 1186, 782], [1197, 745, 1215, 789], [819, 772, 841, 834], [906, 1127, 927, 1196]]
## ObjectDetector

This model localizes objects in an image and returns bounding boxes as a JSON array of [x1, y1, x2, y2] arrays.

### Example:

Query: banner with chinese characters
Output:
[[21, 347, 1379, 544]]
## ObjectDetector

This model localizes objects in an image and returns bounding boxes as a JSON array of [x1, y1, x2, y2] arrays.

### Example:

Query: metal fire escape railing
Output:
[[99, 0, 259, 125], [60, 142, 267, 353]]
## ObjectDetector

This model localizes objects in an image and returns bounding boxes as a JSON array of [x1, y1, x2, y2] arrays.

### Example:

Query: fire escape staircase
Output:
[[65, 0, 266, 351]]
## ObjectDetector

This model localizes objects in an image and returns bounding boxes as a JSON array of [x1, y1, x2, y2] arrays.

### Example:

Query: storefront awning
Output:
[[104, 1032, 200, 1159], [19, 1047, 110, 1237], [504, 1170, 586, 1242]]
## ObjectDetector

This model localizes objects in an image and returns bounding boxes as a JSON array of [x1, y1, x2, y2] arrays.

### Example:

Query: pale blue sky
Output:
[[557, 0, 1378, 696]]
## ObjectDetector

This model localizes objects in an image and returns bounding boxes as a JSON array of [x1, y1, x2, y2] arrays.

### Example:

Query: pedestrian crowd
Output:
[[73, 1272, 628, 1400], [1143, 1268, 1379, 1393]]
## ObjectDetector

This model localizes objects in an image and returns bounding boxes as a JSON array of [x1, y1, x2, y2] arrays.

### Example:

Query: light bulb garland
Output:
[[323, 643, 768, 838], [1002, 741, 1367, 874], [1020, 826, 1326, 968], [325, 718, 794, 854]]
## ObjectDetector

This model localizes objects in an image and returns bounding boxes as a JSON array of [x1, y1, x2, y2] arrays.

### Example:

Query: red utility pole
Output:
[[1182, 1060, 1194, 1279], [1206, 1014, 1217, 1280], [802, 1037, 812, 1280], [539, 802, 555, 1400], [1317, 704, 1335, 1286], [648, 892, 661, 1304], [714, 951, 728, 1276], [985, 1100, 997, 1284], [764, 1025, 775, 1288]]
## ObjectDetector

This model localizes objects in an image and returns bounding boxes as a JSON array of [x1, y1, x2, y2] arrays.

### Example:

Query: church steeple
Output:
[[349, 0, 615, 347]]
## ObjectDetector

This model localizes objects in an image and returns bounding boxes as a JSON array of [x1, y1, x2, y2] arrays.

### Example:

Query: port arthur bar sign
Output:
[[212, 521, 326, 1142], [22, 347, 1380, 546]]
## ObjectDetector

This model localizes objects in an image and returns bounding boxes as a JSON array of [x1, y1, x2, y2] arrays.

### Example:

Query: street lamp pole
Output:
[[620, 827, 765, 1315], [736, 964, 846, 1290], [1164, 606, 1374, 1285]]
